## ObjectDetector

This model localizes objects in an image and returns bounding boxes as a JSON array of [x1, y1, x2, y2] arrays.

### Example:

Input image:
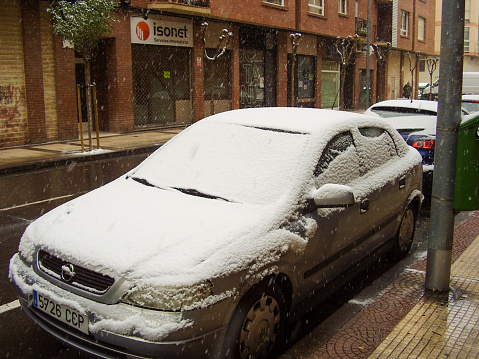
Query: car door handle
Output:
[[360, 199, 370, 214], [399, 177, 406, 189]]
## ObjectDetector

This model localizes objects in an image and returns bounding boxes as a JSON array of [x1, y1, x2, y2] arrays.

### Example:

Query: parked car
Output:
[[365, 99, 473, 196], [9, 108, 423, 359]]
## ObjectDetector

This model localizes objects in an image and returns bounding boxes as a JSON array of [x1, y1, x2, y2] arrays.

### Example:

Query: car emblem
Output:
[[61, 264, 76, 282]]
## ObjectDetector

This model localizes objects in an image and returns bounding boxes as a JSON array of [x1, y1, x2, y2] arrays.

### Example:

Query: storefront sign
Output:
[[131, 17, 193, 47]]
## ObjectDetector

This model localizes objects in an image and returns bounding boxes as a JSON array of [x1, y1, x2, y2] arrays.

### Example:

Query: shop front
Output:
[[130, 17, 193, 128]]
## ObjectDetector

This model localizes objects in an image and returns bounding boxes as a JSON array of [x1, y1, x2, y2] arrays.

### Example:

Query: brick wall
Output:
[[106, 14, 134, 133], [0, 1, 27, 147], [21, 0, 48, 144], [40, 2, 58, 141]]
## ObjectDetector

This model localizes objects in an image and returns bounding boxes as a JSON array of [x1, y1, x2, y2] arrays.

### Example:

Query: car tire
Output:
[[393, 205, 416, 258], [222, 280, 287, 359]]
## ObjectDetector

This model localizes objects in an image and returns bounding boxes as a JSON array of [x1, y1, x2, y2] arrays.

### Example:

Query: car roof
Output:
[[203, 107, 379, 134], [367, 99, 438, 112]]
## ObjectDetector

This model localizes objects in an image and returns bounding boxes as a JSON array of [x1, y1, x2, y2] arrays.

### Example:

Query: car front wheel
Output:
[[222, 281, 286, 359]]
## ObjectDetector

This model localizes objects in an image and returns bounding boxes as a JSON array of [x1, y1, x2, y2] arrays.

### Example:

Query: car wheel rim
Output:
[[239, 295, 281, 359], [398, 209, 414, 252]]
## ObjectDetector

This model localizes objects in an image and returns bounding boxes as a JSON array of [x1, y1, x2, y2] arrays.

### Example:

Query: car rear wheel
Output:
[[393, 206, 416, 258], [222, 281, 286, 359]]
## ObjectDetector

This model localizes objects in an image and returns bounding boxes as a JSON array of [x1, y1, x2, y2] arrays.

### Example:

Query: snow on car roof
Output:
[[202, 107, 370, 134]]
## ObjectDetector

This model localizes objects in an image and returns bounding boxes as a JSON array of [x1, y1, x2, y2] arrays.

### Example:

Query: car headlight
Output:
[[122, 281, 214, 311]]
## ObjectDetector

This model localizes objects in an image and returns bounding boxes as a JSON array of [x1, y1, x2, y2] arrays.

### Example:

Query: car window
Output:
[[462, 101, 479, 114], [314, 132, 360, 186], [355, 127, 398, 174], [370, 107, 437, 118]]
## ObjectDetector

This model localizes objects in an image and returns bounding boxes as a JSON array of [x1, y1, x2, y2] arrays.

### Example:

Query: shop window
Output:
[[204, 51, 232, 115], [288, 55, 316, 107], [204, 51, 232, 100], [321, 61, 340, 109], [132, 45, 192, 127]]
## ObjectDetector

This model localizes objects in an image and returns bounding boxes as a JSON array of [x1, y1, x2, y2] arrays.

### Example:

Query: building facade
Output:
[[419, 0, 479, 87], [0, 0, 436, 148]]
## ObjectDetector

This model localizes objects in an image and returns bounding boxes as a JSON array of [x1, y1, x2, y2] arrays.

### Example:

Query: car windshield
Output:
[[131, 120, 311, 205]]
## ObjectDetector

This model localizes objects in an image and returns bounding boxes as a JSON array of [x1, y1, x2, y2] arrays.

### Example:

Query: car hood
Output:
[[19, 177, 308, 286]]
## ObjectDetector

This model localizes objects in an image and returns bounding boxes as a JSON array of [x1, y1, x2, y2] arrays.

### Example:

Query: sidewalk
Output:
[[1, 127, 479, 359], [297, 211, 479, 359], [0, 127, 183, 175]]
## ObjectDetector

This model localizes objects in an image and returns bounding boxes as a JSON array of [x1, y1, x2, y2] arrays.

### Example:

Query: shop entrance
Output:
[[239, 27, 277, 108], [132, 44, 192, 128]]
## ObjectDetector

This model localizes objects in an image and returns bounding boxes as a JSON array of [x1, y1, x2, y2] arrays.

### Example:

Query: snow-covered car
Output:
[[9, 108, 423, 359]]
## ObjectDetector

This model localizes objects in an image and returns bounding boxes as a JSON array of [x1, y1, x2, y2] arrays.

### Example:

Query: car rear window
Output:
[[370, 106, 437, 118]]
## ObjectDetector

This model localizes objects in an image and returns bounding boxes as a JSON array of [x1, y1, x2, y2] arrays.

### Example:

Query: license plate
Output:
[[33, 290, 89, 334]]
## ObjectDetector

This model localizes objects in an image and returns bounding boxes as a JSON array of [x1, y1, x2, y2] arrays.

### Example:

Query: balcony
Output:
[[147, 0, 211, 16]]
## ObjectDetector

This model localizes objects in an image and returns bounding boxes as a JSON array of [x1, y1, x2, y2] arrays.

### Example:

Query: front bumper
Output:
[[9, 254, 230, 359]]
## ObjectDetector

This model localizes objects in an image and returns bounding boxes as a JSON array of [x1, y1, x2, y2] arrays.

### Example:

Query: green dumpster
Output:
[[454, 113, 479, 211]]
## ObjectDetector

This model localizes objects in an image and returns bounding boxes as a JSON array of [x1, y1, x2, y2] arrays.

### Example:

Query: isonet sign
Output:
[[130, 17, 193, 47]]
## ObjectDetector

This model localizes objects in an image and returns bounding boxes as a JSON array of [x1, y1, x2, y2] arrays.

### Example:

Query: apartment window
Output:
[[264, 0, 284, 5], [339, 0, 347, 15], [465, 0, 470, 23], [400, 10, 409, 37], [309, 0, 324, 16], [418, 17, 425, 41], [464, 26, 470, 53]]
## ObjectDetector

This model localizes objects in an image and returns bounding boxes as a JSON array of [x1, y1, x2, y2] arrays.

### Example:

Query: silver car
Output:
[[9, 108, 422, 359]]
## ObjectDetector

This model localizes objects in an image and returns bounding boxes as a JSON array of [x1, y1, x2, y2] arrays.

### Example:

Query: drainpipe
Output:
[[425, 0, 465, 292], [365, 0, 371, 108]]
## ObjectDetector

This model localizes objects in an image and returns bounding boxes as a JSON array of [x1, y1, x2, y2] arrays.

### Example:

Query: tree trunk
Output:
[[84, 58, 93, 151]]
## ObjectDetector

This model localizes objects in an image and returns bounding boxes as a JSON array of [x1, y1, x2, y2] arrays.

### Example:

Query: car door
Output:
[[351, 126, 404, 252], [299, 130, 374, 300]]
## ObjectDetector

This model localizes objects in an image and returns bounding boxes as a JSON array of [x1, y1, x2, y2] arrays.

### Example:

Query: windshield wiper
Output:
[[129, 176, 155, 187], [172, 187, 233, 202], [127, 177, 234, 202]]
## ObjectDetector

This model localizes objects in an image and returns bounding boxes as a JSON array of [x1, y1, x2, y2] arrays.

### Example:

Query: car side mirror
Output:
[[312, 184, 355, 208]]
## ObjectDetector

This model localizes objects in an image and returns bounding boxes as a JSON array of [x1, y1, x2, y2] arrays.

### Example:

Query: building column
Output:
[[106, 14, 134, 133], [315, 37, 323, 108], [21, 0, 47, 143], [53, 38, 78, 140], [277, 31, 288, 107], [192, 20, 205, 122], [232, 25, 240, 110]]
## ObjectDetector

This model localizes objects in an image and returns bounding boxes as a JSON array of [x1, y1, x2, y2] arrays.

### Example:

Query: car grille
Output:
[[37, 250, 114, 294]]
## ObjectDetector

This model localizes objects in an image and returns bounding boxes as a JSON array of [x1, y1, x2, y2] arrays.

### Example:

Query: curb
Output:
[[0, 144, 162, 176]]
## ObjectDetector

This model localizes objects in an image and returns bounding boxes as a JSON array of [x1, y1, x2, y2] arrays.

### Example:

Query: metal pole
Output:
[[425, 0, 465, 291], [92, 83, 100, 150], [365, 0, 371, 108]]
